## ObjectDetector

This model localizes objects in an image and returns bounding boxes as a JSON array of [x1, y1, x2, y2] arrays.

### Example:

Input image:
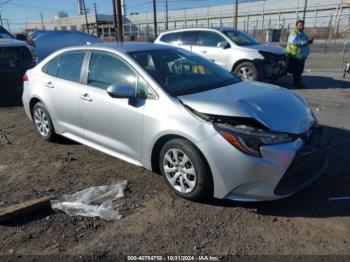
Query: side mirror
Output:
[[217, 41, 230, 49], [106, 84, 135, 99]]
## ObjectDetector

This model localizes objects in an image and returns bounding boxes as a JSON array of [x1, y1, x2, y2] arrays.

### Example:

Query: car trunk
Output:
[[0, 46, 32, 92]]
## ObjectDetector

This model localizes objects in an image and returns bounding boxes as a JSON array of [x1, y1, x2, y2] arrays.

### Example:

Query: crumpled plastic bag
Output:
[[50, 180, 127, 221]]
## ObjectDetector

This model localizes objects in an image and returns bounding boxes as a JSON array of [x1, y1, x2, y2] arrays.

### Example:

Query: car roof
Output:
[[92, 41, 171, 53], [158, 28, 243, 36], [158, 28, 220, 35]]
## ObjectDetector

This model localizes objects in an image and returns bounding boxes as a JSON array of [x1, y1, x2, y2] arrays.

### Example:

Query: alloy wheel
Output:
[[34, 107, 50, 137], [163, 148, 197, 194], [237, 66, 254, 80]]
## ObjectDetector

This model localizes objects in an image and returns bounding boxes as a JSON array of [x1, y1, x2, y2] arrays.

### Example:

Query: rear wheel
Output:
[[234, 61, 259, 81], [159, 138, 212, 201], [32, 102, 57, 141]]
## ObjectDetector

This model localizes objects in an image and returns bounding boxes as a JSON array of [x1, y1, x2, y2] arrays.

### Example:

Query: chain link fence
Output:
[[95, 5, 350, 73]]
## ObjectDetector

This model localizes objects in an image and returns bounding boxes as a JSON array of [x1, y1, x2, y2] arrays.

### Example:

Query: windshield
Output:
[[222, 30, 259, 46], [128, 48, 240, 96]]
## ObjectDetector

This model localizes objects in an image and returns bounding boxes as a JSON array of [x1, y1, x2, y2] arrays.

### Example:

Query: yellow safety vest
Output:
[[286, 31, 302, 59]]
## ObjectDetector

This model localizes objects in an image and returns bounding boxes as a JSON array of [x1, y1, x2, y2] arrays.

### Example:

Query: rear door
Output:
[[41, 51, 86, 136], [191, 31, 231, 70]]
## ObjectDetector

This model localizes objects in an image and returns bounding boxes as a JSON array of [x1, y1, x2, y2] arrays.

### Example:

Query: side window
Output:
[[42, 56, 60, 77], [57, 52, 85, 82], [87, 52, 137, 91], [160, 33, 180, 44], [198, 31, 225, 47], [180, 31, 199, 46]]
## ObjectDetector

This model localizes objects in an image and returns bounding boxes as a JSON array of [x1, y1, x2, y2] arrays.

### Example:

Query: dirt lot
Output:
[[0, 71, 349, 258]]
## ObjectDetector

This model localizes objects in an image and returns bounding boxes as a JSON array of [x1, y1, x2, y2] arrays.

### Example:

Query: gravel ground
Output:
[[0, 71, 349, 259]]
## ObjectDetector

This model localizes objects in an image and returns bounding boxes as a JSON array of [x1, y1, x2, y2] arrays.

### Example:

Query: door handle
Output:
[[200, 50, 207, 53], [80, 93, 93, 102], [45, 81, 54, 88]]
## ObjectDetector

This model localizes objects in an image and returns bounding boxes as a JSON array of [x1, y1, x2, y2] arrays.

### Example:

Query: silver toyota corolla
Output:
[[22, 42, 327, 201]]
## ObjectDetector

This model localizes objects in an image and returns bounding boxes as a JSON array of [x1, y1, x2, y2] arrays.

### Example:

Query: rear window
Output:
[[57, 52, 85, 82], [160, 33, 180, 44], [0, 46, 32, 71], [42, 56, 60, 77]]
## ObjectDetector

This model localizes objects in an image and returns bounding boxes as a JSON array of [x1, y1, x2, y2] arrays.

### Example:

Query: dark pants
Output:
[[288, 56, 306, 86]]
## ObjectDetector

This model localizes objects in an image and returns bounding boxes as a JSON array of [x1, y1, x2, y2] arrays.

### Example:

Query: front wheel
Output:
[[233, 61, 259, 81], [159, 138, 212, 201]]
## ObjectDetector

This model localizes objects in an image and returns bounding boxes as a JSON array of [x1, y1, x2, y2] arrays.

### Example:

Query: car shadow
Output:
[[0, 209, 55, 227], [275, 74, 350, 90], [205, 125, 350, 218], [0, 91, 23, 107]]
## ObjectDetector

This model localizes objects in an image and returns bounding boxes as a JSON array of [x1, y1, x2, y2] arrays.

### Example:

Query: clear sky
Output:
[[0, 0, 257, 32]]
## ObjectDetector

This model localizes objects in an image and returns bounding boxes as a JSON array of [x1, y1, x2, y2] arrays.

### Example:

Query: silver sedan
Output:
[[22, 42, 327, 201]]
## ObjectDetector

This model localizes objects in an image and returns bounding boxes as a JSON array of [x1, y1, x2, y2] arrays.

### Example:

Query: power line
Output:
[[0, 0, 13, 7], [5, 2, 76, 13]]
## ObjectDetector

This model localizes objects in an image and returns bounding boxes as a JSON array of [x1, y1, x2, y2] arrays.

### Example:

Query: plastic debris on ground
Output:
[[50, 181, 127, 221]]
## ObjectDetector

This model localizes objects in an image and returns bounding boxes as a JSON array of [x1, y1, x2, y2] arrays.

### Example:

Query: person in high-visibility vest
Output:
[[286, 20, 313, 88]]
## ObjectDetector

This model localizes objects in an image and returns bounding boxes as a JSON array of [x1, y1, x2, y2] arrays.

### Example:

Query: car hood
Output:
[[178, 81, 314, 134], [248, 44, 285, 55]]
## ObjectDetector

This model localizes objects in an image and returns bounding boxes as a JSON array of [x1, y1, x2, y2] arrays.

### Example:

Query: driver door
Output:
[[79, 51, 146, 161]]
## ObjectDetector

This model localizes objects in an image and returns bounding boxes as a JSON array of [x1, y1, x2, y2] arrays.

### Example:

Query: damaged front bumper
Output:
[[274, 127, 329, 196], [256, 54, 287, 82], [196, 126, 329, 201]]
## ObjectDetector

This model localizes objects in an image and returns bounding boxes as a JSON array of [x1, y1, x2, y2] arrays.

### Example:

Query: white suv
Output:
[[155, 28, 286, 82]]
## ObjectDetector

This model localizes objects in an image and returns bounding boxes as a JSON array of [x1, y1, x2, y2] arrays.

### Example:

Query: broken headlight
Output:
[[215, 123, 293, 157]]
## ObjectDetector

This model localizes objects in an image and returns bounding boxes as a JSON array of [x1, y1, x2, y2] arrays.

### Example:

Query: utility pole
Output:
[[261, 0, 265, 30], [6, 19, 10, 33], [94, 3, 98, 37], [153, 0, 157, 37], [116, 0, 124, 42], [112, 0, 118, 41], [82, 0, 90, 34], [0, 12, 3, 27], [40, 12, 45, 30], [165, 0, 169, 30], [234, 0, 238, 29], [302, 0, 308, 21]]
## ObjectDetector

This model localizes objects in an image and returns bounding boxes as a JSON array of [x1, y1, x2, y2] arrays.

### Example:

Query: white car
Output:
[[155, 28, 287, 82]]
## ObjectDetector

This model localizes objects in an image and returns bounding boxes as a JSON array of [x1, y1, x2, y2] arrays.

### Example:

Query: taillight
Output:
[[22, 75, 28, 81]]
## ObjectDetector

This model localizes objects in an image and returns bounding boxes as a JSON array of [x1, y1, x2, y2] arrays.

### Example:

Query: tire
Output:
[[233, 61, 259, 81], [32, 102, 57, 141], [159, 138, 212, 201]]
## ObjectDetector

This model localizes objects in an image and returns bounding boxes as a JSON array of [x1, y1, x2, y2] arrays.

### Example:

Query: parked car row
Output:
[[22, 42, 327, 201], [1, 27, 100, 96], [0, 26, 36, 95]]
